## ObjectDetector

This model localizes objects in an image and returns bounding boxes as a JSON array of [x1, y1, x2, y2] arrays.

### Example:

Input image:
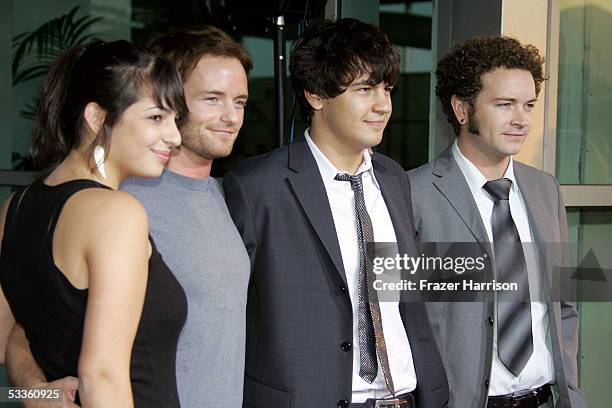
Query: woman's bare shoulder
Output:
[[60, 188, 149, 241]]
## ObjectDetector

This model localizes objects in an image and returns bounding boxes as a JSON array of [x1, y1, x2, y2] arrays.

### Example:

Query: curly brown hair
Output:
[[435, 36, 545, 135]]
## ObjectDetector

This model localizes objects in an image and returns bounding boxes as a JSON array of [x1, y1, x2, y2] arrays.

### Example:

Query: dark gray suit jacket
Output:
[[407, 147, 587, 408], [224, 140, 449, 408]]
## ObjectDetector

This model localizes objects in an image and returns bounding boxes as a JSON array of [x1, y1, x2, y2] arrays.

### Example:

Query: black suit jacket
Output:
[[224, 139, 448, 408]]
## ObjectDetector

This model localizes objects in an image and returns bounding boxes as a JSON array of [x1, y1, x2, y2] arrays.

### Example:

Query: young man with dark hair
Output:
[[6, 26, 253, 408], [224, 18, 448, 408], [408, 36, 586, 408]]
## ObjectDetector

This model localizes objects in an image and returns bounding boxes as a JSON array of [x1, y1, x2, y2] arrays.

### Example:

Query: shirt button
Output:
[[339, 284, 348, 294], [340, 342, 352, 352], [488, 316, 494, 326], [485, 379, 490, 387], [338, 400, 349, 408]]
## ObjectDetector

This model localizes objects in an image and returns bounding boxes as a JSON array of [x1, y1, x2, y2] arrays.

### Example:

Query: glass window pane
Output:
[[378, 1, 433, 170], [557, 0, 612, 184], [567, 207, 612, 406]]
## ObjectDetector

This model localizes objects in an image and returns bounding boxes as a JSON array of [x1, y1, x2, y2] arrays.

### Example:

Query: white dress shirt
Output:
[[452, 140, 555, 395], [305, 130, 417, 402]]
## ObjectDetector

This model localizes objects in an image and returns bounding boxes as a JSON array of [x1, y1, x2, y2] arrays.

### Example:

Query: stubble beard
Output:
[[465, 109, 523, 160], [180, 122, 236, 160]]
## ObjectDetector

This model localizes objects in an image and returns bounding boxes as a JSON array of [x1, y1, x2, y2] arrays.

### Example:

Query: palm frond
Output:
[[19, 98, 39, 121], [13, 64, 55, 84], [67, 15, 103, 45], [12, 5, 102, 86]]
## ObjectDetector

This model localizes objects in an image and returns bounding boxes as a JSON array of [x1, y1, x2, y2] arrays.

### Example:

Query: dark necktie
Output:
[[484, 178, 533, 376], [335, 172, 395, 395]]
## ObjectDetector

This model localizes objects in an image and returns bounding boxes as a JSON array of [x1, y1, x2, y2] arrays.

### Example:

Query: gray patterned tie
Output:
[[335, 172, 395, 395], [484, 178, 533, 376]]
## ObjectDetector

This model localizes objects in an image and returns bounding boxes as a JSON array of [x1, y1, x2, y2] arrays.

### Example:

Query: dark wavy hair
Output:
[[31, 40, 188, 171], [289, 18, 400, 123], [435, 36, 545, 135]]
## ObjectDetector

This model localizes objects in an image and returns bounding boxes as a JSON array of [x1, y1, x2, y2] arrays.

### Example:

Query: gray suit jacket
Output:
[[407, 147, 587, 408], [224, 139, 449, 408]]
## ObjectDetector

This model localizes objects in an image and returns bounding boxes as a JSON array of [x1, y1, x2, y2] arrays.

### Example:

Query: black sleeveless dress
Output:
[[0, 179, 187, 407]]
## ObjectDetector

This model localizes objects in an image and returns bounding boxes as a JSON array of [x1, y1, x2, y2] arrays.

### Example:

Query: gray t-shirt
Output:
[[122, 170, 250, 408]]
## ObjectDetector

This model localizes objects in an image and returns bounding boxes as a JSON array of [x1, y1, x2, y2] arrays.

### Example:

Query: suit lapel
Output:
[[286, 141, 348, 287], [373, 160, 413, 255], [371, 158, 438, 366], [432, 148, 491, 247], [371, 156, 419, 344], [513, 162, 554, 286], [513, 162, 550, 245]]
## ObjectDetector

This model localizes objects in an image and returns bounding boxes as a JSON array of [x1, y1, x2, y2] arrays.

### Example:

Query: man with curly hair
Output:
[[408, 36, 586, 408]]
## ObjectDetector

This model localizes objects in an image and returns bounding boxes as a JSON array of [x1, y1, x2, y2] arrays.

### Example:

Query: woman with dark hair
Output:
[[0, 40, 188, 407]]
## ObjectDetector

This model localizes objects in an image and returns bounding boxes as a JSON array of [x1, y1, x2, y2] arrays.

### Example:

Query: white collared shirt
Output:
[[305, 130, 417, 402], [451, 140, 555, 395]]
